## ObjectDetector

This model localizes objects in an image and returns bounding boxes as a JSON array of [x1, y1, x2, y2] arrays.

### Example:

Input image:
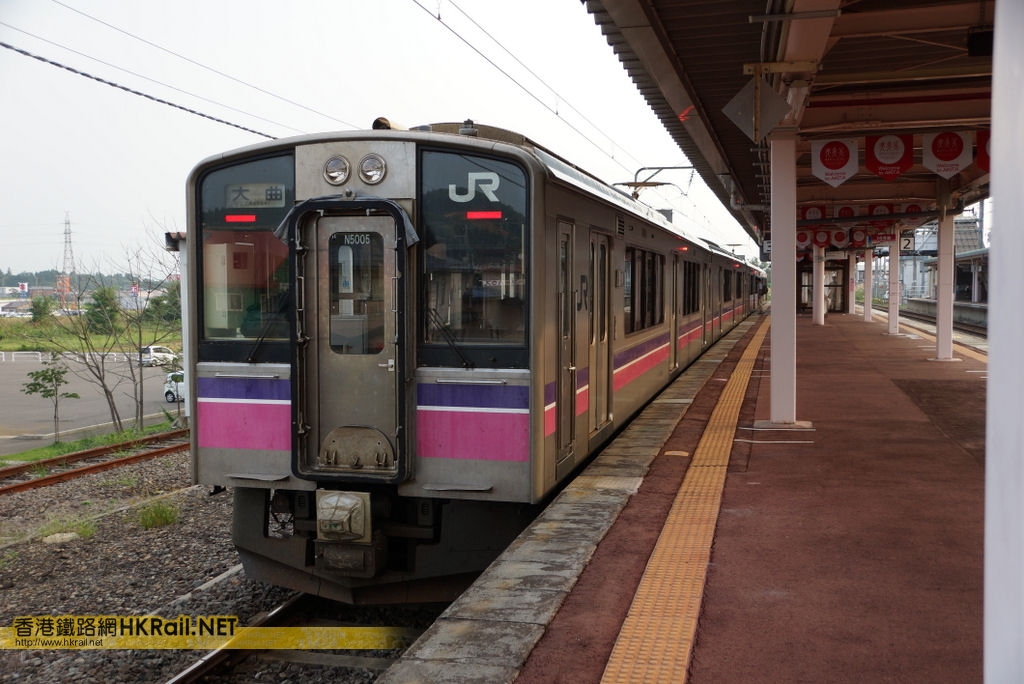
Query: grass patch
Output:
[[101, 473, 138, 488], [5, 421, 178, 464], [0, 317, 182, 353], [37, 516, 98, 539], [0, 550, 18, 569], [138, 501, 179, 529]]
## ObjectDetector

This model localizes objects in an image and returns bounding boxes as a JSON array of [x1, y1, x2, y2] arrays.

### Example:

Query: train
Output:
[[184, 118, 765, 603]]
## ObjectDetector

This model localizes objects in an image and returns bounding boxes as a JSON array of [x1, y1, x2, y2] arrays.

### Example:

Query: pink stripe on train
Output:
[[417, 409, 529, 461], [197, 401, 291, 451]]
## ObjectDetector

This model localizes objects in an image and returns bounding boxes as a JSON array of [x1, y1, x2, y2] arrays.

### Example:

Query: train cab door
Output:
[[294, 203, 408, 482], [588, 232, 612, 439], [556, 221, 576, 472]]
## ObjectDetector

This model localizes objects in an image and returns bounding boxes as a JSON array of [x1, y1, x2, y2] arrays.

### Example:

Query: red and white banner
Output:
[[801, 205, 827, 225], [812, 228, 831, 247], [811, 139, 859, 187], [976, 130, 991, 172], [850, 229, 868, 247], [868, 203, 894, 229], [796, 230, 812, 249], [834, 204, 858, 220], [831, 230, 850, 248], [899, 202, 927, 228], [923, 131, 973, 179], [866, 134, 913, 181]]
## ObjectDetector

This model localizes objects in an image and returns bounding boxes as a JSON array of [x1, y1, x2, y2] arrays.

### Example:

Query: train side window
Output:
[[623, 246, 664, 334], [623, 248, 635, 334]]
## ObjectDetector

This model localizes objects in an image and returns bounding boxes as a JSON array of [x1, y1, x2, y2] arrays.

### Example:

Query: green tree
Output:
[[30, 295, 54, 323], [144, 280, 181, 324], [21, 354, 80, 443], [85, 286, 121, 335]]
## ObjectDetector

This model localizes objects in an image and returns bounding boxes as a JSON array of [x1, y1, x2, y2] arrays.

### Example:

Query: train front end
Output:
[[186, 129, 540, 603]]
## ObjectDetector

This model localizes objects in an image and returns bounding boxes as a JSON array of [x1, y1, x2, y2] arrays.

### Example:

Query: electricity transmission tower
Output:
[[57, 211, 75, 307]]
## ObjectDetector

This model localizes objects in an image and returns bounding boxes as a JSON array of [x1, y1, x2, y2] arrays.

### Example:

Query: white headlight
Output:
[[358, 154, 387, 184], [324, 156, 350, 185]]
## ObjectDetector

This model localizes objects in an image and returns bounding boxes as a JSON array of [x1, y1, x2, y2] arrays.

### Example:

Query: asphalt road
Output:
[[0, 352, 186, 457]]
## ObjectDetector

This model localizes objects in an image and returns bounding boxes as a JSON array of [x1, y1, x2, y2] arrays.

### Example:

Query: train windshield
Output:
[[196, 154, 294, 358], [419, 150, 528, 356]]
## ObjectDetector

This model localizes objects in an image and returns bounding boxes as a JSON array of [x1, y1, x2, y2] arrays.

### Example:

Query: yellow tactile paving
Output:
[[601, 318, 770, 684]]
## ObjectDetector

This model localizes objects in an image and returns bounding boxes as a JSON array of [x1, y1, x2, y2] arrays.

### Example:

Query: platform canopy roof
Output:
[[585, 0, 993, 258]]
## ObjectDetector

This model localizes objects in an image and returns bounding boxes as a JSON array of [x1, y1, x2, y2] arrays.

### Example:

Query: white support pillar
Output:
[[848, 252, 857, 314], [769, 128, 798, 425], [935, 204, 955, 360], [888, 240, 900, 335], [812, 243, 825, 325], [986, 2, 1024, 678], [863, 250, 873, 322]]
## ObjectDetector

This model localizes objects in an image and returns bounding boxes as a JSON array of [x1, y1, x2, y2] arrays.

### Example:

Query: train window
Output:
[[682, 261, 700, 315], [419, 150, 528, 366], [623, 249, 634, 334], [328, 232, 384, 354], [623, 246, 664, 334], [197, 154, 294, 360]]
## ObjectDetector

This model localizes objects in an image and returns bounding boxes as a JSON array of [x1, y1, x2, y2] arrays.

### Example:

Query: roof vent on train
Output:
[[459, 119, 479, 136], [372, 117, 405, 130], [372, 116, 432, 132]]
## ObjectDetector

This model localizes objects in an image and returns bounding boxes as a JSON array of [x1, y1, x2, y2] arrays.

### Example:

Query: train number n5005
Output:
[[342, 233, 373, 246]]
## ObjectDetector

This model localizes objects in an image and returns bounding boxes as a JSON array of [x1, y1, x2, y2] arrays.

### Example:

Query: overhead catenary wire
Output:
[[0, 40, 277, 140], [10, 1, 736, 244], [0, 21, 301, 136], [48, 0, 360, 132], [409, 1, 726, 236]]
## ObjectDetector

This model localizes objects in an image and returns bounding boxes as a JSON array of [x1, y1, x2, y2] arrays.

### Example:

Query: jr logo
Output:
[[449, 172, 500, 203]]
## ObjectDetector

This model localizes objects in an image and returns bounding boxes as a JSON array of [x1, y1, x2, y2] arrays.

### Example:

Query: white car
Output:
[[140, 345, 178, 367], [164, 371, 186, 403]]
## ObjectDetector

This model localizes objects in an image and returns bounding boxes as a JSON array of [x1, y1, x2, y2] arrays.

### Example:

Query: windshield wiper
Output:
[[426, 307, 474, 369], [245, 293, 290, 363]]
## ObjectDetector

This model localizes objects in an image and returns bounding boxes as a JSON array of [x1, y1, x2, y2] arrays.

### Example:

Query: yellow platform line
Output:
[[601, 318, 770, 684]]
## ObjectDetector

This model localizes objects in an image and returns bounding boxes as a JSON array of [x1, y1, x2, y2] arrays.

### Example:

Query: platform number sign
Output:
[[900, 233, 915, 252]]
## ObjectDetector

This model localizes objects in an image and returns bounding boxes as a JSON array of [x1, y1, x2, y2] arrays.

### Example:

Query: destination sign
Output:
[[225, 183, 287, 209]]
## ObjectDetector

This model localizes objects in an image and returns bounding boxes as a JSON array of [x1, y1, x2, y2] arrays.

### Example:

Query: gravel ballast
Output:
[[0, 451, 397, 683]]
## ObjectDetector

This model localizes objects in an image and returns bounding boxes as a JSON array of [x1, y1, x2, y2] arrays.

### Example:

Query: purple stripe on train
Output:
[[197, 376, 290, 401], [417, 383, 529, 409]]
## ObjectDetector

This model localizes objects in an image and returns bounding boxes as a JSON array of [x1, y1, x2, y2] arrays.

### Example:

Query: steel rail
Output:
[[0, 436, 189, 495], [0, 429, 189, 480]]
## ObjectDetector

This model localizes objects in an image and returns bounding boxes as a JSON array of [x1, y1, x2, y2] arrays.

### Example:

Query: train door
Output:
[[296, 204, 406, 480], [670, 253, 680, 370], [711, 265, 723, 339], [557, 221, 576, 471], [588, 232, 612, 437], [701, 262, 711, 346]]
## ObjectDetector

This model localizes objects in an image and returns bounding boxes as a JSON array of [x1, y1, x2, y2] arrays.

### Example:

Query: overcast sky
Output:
[[0, 0, 756, 276]]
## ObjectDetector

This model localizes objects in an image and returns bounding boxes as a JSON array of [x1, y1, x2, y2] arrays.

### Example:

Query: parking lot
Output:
[[0, 353, 185, 457]]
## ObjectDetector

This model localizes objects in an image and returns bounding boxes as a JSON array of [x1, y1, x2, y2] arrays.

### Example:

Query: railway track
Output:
[[0, 428, 189, 495], [164, 592, 439, 683], [871, 303, 988, 338]]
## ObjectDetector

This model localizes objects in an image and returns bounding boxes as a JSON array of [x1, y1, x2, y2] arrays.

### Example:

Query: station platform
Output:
[[380, 311, 985, 684]]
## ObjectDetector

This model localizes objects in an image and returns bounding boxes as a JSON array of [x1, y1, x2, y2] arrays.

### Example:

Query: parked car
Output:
[[140, 345, 178, 367], [164, 371, 185, 403]]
